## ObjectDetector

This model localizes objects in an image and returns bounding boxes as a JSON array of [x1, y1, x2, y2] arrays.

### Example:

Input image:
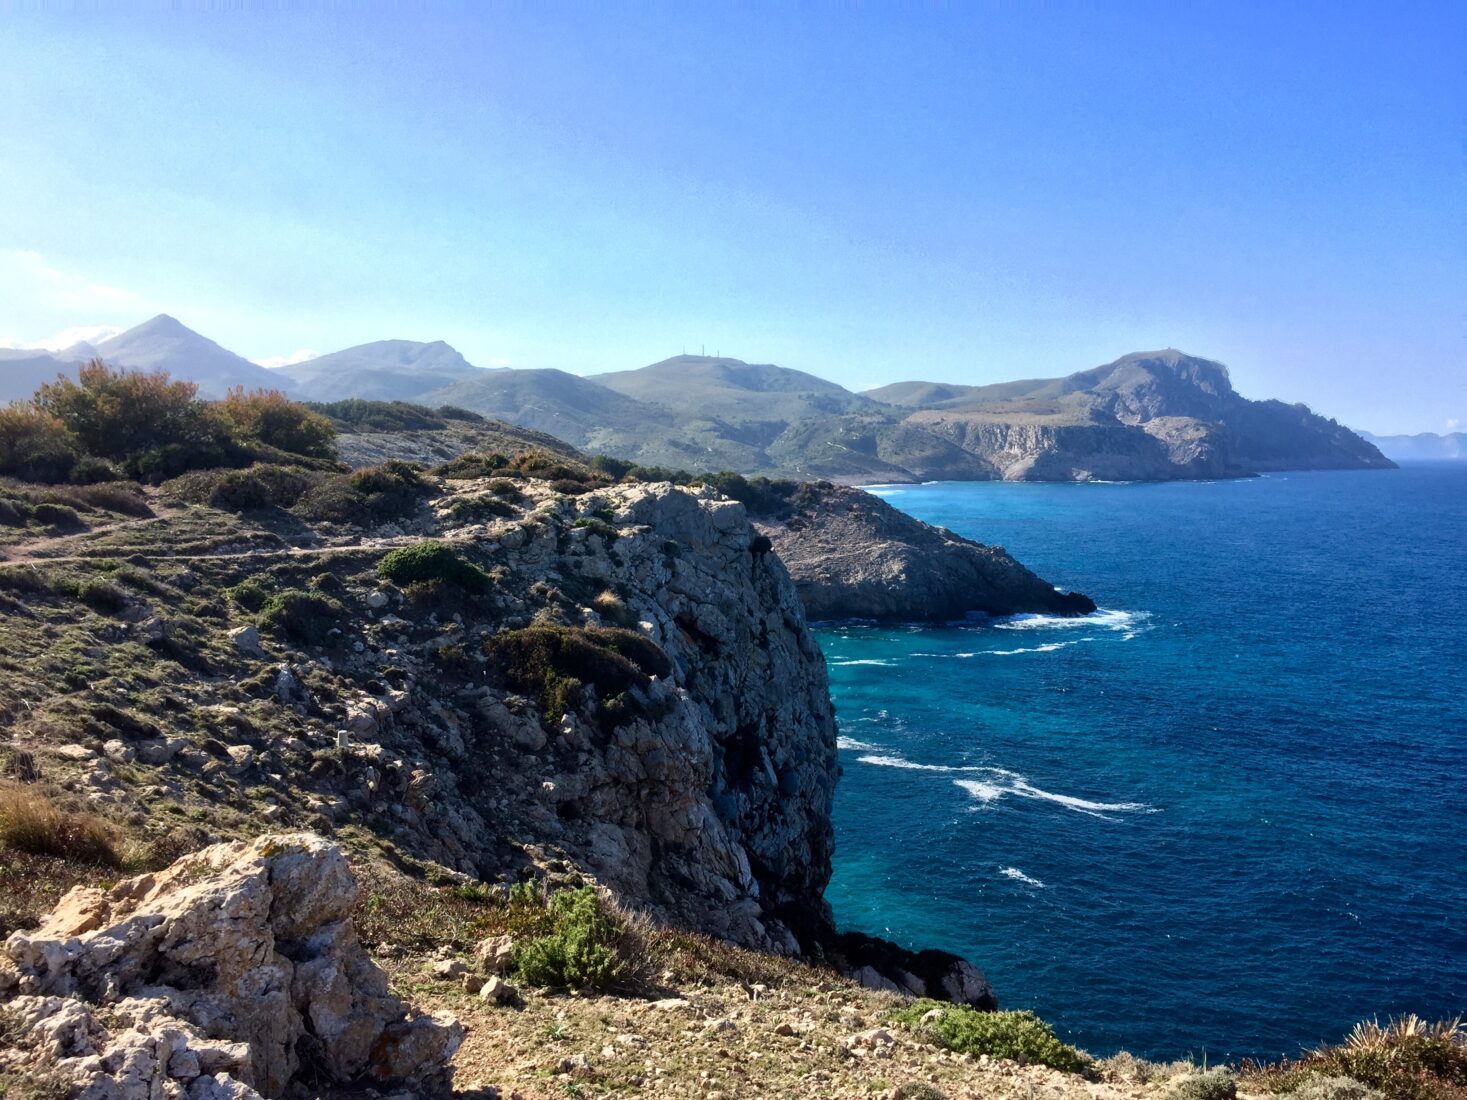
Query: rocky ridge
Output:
[[751, 481, 1095, 622]]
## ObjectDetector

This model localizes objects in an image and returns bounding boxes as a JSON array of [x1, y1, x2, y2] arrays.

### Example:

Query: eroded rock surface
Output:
[[753, 482, 1095, 622], [0, 834, 461, 1099]]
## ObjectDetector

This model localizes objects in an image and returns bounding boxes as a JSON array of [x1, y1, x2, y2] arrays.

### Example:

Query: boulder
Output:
[[0, 833, 461, 1098]]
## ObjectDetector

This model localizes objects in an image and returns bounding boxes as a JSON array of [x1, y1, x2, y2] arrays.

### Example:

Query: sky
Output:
[[0, 3, 1462, 434]]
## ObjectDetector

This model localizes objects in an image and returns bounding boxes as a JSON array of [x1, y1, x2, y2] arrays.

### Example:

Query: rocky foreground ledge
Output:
[[0, 834, 461, 1100], [752, 482, 1095, 622]]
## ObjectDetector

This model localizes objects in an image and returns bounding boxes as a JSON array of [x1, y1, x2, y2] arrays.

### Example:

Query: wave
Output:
[[989, 639, 1091, 656], [995, 608, 1150, 635], [1000, 867, 1046, 888], [836, 736, 882, 751], [830, 658, 897, 667]]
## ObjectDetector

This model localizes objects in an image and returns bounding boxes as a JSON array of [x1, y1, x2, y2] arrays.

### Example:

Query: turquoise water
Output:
[[819, 465, 1467, 1062]]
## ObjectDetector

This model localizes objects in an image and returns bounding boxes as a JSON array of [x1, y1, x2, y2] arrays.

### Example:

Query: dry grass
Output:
[[1244, 1016, 1467, 1100], [0, 782, 120, 867]]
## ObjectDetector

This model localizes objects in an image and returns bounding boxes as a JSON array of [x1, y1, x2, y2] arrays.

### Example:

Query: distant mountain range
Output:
[[1357, 431, 1466, 461], [0, 315, 1394, 482]]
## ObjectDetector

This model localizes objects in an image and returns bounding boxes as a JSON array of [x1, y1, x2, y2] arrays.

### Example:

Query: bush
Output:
[[572, 517, 617, 541], [259, 589, 342, 645], [377, 541, 491, 594], [164, 465, 314, 511], [1166, 1071, 1238, 1100], [1249, 1016, 1467, 1100], [487, 479, 523, 500], [64, 482, 151, 517], [0, 404, 76, 483], [484, 625, 666, 720], [0, 498, 29, 526], [512, 887, 625, 990], [30, 502, 83, 529], [1287, 1075, 1385, 1100], [68, 455, 122, 484], [77, 578, 128, 613], [293, 460, 428, 524], [434, 452, 510, 480], [0, 784, 120, 866], [227, 575, 274, 612], [447, 495, 517, 522], [435, 405, 484, 422], [214, 388, 336, 458], [35, 360, 217, 463], [309, 399, 445, 433], [890, 1001, 1088, 1073]]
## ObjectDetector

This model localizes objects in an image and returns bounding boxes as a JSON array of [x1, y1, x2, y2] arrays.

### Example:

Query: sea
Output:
[[817, 463, 1467, 1063]]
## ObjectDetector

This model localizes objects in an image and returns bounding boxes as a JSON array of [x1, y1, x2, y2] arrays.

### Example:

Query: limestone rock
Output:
[[228, 625, 265, 657], [0, 833, 461, 1098]]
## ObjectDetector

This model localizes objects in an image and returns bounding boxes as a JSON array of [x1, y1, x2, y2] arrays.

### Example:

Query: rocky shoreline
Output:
[[752, 481, 1095, 622]]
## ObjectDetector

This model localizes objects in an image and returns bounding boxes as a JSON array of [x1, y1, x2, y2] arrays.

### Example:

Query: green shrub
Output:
[[0, 499, 30, 526], [36, 360, 219, 463], [571, 517, 618, 541], [227, 575, 274, 612], [1286, 1074, 1385, 1100], [77, 578, 128, 613], [890, 1001, 1088, 1073], [293, 460, 427, 524], [68, 455, 122, 484], [377, 541, 491, 594], [487, 478, 523, 500], [434, 452, 510, 480], [214, 388, 336, 458], [1249, 1016, 1467, 1100], [1166, 1070, 1237, 1100], [484, 625, 667, 720], [512, 887, 625, 991], [309, 399, 445, 433], [259, 589, 342, 645], [435, 405, 484, 422], [30, 502, 83, 529], [447, 494, 517, 522], [0, 404, 76, 483], [64, 482, 151, 517]]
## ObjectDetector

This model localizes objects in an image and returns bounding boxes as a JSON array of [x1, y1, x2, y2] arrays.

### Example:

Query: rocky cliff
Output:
[[751, 482, 1095, 621]]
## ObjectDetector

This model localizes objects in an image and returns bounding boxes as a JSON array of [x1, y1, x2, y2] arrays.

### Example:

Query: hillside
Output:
[[272, 338, 491, 401], [1360, 430, 1466, 461], [93, 314, 288, 397], [882, 350, 1393, 481]]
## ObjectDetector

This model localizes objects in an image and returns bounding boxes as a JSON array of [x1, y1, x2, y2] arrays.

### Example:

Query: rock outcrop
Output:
[[751, 482, 1095, 622], [0, 834, 461, 1099]]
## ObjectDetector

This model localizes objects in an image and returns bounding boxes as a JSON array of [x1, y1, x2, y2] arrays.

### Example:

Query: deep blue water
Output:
[[819, 465, 1467, 1062]]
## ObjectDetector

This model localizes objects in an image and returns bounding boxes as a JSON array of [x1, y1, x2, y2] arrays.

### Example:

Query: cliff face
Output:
[[873, 351, 1393, 482], [752, 482, 1095, 621], [470, 482, 840, 949]]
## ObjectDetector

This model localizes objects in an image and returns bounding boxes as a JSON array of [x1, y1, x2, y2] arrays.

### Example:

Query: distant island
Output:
[[1, 315, 1393, 483], [1357, 430, 1465, 462]]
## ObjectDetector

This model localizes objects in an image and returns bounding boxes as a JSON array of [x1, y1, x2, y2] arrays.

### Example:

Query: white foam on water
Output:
[[1000, 867, 1046, 888], [996, 608, 1145, 632], [830, 658, 897, 667], [836, 736, 882, 751], [989, 640, 1083, 656], [953, 775, 1156, 819], [955, 779, 1006, 802], [856, 753, 988, 773]]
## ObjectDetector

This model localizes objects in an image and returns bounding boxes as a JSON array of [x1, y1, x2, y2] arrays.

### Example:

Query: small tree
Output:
[[215, 387, 336, 458], [0, 404, 77, 483], [34, 359, 214, 460]]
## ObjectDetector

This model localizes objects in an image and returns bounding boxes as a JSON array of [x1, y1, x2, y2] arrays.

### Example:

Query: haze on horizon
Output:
[[1, 4, 1462, 435]]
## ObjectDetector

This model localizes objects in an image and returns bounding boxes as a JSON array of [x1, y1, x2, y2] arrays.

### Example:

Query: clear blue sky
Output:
[[1, 3, 1462, 433]]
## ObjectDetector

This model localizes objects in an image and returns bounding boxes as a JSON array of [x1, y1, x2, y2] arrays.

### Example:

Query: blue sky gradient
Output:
[[1, 3, 1462, 432]]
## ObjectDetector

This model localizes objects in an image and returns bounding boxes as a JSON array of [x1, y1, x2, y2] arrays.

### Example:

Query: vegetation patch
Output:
[[1245, 1016, 1467, 1100], [293, 460, 429, 524], [1165, 1070, 1238, 1100], [484, 624, 669, 721], [0, 783, 120, 868], [890, 1001, 1088, 1073], [446, 494, 517, 522], [511, 885, 627, 991], [259, 589, 343, 646], [433, 452, 510, 480], [377, 541, 491, 594]]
